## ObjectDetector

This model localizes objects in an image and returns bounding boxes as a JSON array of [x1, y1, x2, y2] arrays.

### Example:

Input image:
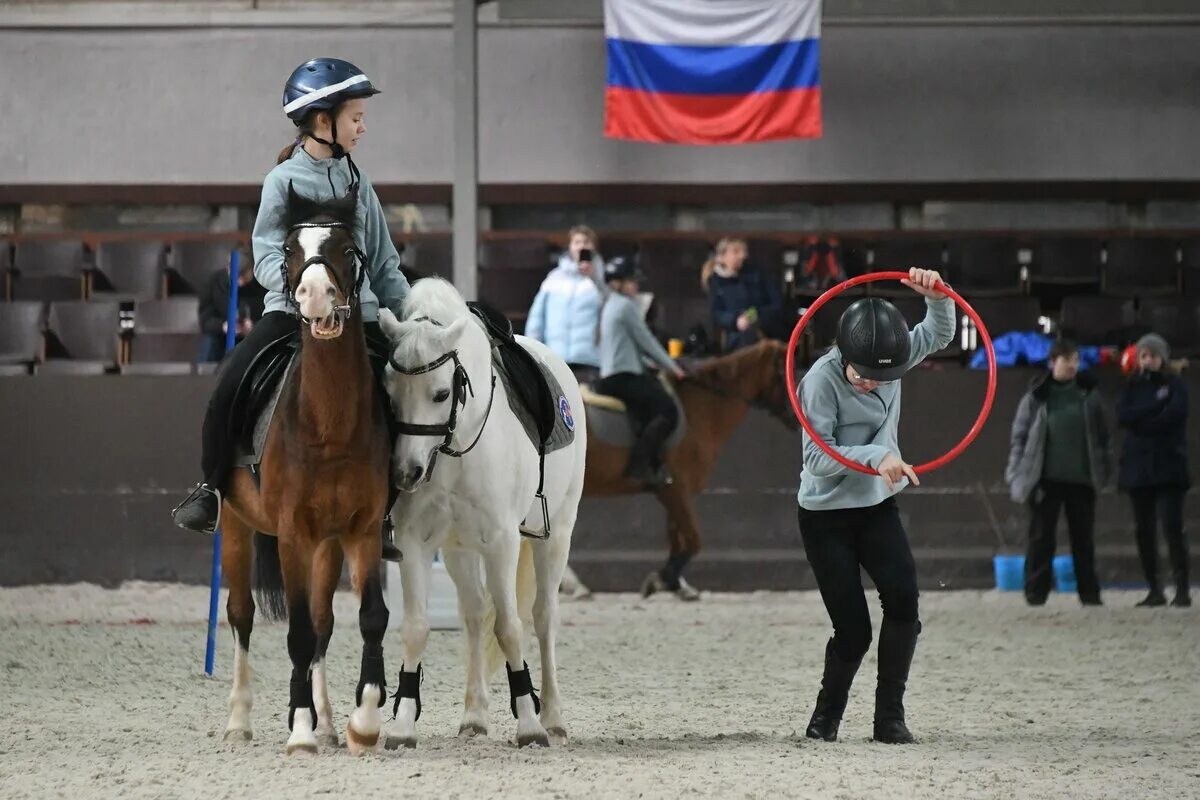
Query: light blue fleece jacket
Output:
[[252, 146, 409, 321], [797, 296, 957, 511], [599, 292, 678, 378], [525, 253, 606, 367]]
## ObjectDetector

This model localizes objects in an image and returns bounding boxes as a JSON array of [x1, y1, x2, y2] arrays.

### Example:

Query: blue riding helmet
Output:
[[283, 58, 380, 123]]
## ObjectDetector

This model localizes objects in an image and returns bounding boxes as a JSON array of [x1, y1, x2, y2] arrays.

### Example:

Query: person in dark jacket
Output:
[[197, 245, 266, 362], [1005, 339, 1111, 606], [703, 238, 782, 353], [1116, 333, 1191, 607]]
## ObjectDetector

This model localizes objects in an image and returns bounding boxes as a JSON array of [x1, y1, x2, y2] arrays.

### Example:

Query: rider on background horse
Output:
[[595, 256, 687, 488], [172, 58, 409, 560]]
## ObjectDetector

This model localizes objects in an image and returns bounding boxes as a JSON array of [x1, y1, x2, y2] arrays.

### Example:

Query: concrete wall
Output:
[[2, 23, 1198, 186], [2, 370, 1196, 590]]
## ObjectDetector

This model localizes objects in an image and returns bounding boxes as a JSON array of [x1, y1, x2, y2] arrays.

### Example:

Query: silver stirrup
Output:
[[171, 483, 222, 533]]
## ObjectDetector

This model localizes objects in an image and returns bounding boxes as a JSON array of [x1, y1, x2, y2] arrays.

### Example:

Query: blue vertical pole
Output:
[[205, 247, 241, 676]]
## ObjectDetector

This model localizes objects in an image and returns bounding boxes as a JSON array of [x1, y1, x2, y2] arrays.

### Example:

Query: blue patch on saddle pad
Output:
[[559, 395, 575, 432]]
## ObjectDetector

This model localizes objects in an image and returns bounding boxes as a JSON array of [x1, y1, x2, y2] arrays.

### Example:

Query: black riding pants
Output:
[[798, 499, 920, 663], [1024, 480, 1100, 603], [199, 310, 396, 492], [593, 372, 677, 433], [1128, 485, 1189, 593]]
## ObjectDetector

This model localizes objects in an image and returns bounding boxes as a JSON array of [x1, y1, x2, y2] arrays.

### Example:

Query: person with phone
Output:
[[525, 224, 606, 383], [703, 238, 782, 353]]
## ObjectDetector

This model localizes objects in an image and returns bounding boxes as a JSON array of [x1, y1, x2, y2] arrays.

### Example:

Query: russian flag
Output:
[[604, 0, 822, 145]]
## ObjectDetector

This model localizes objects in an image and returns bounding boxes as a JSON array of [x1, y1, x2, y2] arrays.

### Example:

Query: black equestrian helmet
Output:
[[836, 298, 912, 381]]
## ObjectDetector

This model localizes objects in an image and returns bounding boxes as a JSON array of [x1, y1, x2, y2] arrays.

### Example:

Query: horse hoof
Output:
[[546, 726, 568, 746], [384, 734, 417, 750], [346, 726, 380, 755], [458, 723, 488, 739], [285, 741, 319, 756], [222, 728, 253, 743], [517, 731, 550, 749]]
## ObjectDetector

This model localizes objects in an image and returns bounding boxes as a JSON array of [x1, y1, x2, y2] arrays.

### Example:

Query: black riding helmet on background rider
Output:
[[836, 298, 912, 384]]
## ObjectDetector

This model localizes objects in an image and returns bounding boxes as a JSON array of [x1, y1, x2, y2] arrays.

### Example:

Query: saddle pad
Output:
[[234, 354, 298, 467], [583, 381, 687, 450], [493, 347, 576, 455]]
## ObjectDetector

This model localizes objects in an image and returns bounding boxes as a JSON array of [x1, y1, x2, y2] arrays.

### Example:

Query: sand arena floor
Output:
[[0, 583, 1196, 799]]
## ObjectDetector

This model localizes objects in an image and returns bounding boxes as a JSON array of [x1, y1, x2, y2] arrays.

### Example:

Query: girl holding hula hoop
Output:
[[797, 267, 955, 745]]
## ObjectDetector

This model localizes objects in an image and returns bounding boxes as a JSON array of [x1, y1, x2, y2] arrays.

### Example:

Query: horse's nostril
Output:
[[409, 465, 424, 483], [326, 286, 336, 298]]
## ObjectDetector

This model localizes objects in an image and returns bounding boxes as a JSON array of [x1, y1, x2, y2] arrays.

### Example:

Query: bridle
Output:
[[386, 318, 498, 463], [281, 221, 368, 326]]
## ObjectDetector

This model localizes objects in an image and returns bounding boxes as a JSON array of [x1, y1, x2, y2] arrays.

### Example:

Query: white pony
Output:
[[377, 279, 586, 748]]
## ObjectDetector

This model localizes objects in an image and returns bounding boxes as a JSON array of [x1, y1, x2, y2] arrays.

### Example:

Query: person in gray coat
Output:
[[1005, 339, 1111, 606]]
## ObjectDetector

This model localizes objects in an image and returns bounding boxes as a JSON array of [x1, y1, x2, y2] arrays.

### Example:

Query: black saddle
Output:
[[468, 301, 557, 449], [229, 329, 301, 454]]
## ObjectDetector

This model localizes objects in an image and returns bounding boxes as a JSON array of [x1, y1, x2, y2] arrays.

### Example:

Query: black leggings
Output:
[[199, 310, 395, 492], [594, 372, 677, 432], [1128, 486, 1189, 592], [799, 499, 919, 663]]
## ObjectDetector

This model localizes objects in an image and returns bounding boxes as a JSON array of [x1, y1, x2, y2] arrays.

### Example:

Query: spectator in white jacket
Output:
[[525, 225, 606, 383]]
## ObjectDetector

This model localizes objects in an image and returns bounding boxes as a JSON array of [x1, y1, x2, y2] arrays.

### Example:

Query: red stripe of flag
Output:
[[604, 86, 822, 145]]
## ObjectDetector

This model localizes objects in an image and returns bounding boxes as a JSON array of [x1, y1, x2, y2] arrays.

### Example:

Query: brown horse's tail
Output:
[[253, 532, 288, 621]]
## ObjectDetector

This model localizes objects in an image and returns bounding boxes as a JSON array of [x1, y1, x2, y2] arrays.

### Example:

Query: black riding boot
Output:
[[873, 620, 920, 744], [171, 483, 221, 533], [806, 639, 864, 742], [626, 416, 673, 489]]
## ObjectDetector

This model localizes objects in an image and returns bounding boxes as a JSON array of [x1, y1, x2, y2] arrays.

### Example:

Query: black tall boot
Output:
[[171, 483, 221, 533], [805, 639, 864, 742], [873, 619, 920, 744], [625, 416, 673, 488]]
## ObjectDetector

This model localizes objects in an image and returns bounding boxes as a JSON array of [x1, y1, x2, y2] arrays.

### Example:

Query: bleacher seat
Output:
[[1101, 238, 1179, 297], [11, 240, 88, 302], [868, 238, 947, 297], [1058, 296, 1135, 345], [638, 237, 713, 299], [166, 240, 235, 296], [965, 296, 1043, 338], [1176, 238, 1200, 296], [1028, 238, 1102, 285], [128, 298, 201, 365], [1137, 297, 1198, 356], [0, 301, 45, 373], [480, 237, 550, 271], [0, 242, 11, 300], [947, 239, 1024, 295], [42, 300, 122, 373], [92, 240, 166, 301]]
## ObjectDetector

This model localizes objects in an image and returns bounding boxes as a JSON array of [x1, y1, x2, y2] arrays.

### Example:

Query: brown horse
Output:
[[583, 339, 796, 596], [218, 186, 391, 755]]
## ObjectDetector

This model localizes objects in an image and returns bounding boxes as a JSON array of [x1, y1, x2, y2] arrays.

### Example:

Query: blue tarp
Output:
[[969, 331, 1101, 370]]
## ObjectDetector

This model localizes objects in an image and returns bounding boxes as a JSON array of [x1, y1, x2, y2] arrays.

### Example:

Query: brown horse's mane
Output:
[[685, 339, 779, 395]]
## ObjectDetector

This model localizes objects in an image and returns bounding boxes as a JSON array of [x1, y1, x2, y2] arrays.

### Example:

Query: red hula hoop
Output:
[[785, 271, 997, 476]]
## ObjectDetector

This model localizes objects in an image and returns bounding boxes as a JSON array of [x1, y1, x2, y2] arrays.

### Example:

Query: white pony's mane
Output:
[[388, 278, 482, 367]]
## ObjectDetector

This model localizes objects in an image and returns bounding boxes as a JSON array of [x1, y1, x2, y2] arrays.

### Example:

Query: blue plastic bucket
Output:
[[1053, 555, 1077, 593], [993, 555, 1024, 591]]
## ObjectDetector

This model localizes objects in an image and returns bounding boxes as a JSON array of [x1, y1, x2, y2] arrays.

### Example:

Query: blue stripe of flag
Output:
[[606, 37, 820, 96]]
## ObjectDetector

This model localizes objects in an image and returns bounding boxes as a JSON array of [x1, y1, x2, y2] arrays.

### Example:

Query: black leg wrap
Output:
[[506, 662, 542, 719], [356, 642, 387, 708], [287, 673, 318, 731], [390, 663, 422, 721]]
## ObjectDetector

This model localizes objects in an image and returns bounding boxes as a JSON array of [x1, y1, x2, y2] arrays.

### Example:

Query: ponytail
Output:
[[276, 136, 302, 165], [700, 257, 717, 293]]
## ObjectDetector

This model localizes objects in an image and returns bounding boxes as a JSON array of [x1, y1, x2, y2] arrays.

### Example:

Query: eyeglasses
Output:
[[847, 367, 894, 387]]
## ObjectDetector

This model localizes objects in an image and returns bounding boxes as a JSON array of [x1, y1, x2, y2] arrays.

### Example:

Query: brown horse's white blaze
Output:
[[294, 227, 344, 339]]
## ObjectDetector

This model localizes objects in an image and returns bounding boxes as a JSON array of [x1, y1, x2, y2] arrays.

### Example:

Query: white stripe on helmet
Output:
[[284, 73, 371, 115]]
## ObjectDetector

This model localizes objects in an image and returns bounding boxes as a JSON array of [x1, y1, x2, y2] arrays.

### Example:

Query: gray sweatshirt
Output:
[[599, 292, 678, 378], [797, 296, 956, 511], [253, 146, 410, 322]]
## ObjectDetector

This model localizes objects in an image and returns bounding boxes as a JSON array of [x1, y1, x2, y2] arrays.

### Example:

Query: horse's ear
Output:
[[442, 316, 471, 344], [329, 186, 359, 228], [378, 308, 404, 343], [286, 181, 322, 227]]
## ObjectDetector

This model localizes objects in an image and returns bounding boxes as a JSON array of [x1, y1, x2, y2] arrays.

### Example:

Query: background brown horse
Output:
[[218, 188, 391, 755], [583, 339, 796, 596]]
